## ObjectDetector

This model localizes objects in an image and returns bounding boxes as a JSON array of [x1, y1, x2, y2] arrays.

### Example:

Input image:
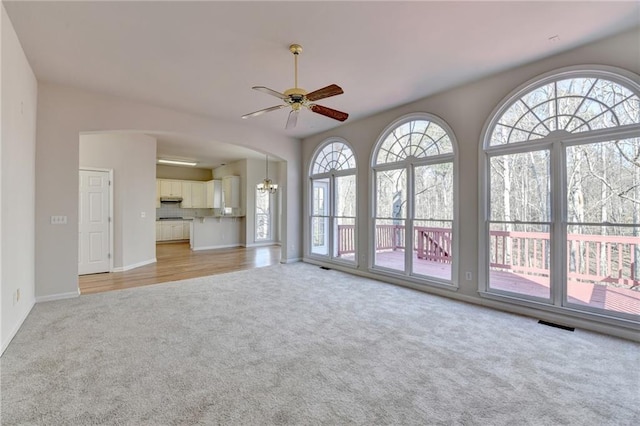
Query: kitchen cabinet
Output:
[[170, 222, 184, 240], [156, 179, 207, 208], [206, 180, 222, 208], [156, 220, 191, 241], [222, 176, 240, 208], [156, 181, 161, 208], [181, 182, 193, 207], [159, 180, 182, 197], [191, 182, 206, 208]]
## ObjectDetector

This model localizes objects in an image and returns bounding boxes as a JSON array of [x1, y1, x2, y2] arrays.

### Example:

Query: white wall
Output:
[[1, 4, 38, 354], [301, 27, 640, 340], [79, 133, 157, 271], [35, 83, 301, 299]]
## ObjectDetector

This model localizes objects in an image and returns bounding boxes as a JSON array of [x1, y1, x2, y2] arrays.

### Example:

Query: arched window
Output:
[[481, 67, 640, 321], [309, 139, 357, 263], [372, 114, 457, 284]]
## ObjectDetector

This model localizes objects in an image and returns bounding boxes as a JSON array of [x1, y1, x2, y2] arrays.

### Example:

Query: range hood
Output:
[[160, 196, 183, 203]]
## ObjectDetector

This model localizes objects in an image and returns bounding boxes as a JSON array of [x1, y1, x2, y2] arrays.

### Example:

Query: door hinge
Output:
[[109, 180, 112, 186], [107, 253, 111, 259], [108, 217, 112, 223]]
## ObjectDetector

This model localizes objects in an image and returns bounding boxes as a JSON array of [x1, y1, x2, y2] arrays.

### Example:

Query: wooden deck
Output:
[[369, 250, 640, 316]]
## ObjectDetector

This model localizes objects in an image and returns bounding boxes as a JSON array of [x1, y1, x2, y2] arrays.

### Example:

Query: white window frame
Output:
[[255, 184, 273, 242], [370, 112, 459, 288], [308, 137, 358, 266], [479, 65, 640, 325]]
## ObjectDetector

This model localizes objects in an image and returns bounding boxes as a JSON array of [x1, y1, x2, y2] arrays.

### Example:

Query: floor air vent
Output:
[[538, 320, 575, 332], [320, 266, 331, 270]]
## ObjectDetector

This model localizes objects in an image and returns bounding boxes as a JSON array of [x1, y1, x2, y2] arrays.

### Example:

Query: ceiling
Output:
[[5, 0, 639, 168]]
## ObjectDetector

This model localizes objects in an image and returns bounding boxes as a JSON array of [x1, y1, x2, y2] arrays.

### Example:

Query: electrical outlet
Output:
[[465, 272, 472, 281], [140, 211, 146, 218]]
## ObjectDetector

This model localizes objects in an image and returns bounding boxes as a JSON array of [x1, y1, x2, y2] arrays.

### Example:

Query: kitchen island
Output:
[[190, 216, 244, 251]]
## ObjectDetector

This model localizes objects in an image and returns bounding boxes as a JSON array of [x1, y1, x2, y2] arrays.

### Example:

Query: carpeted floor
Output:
[[1, 262, 638, 425]]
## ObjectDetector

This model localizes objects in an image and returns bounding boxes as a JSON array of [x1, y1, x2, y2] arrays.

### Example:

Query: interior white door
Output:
[[79, 170, 110, 275]]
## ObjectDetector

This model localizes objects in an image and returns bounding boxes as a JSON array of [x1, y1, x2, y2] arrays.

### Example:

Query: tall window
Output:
[[309, 139, 357, 262], [255, 185, 272, 241], [372, 114, 457, 284], [482, 68, 640, 320]]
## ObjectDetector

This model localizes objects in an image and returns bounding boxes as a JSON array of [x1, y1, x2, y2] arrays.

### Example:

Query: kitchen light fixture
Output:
[[257, 154, 278, 194], [157, 159, 197, 167]]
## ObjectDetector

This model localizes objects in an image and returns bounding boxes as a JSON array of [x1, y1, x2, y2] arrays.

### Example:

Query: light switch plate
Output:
[[50, 215, 67, 225]]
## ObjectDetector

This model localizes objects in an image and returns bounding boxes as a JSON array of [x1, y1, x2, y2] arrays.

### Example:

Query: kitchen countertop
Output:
[[194, 215, 245, 219]]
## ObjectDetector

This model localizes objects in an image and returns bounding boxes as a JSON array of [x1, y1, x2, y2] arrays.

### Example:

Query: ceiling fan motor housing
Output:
[[284, 87, 307, 108]]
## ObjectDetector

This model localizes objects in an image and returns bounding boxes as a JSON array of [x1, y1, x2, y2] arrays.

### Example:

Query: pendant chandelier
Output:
[[258, 154, 278, 194]]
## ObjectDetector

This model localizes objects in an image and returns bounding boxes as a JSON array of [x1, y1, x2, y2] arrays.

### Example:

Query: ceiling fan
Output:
[[242, 44, 349, 129]]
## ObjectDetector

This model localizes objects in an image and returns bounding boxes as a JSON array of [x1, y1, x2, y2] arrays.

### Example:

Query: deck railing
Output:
[[336, 224, 639, 286]]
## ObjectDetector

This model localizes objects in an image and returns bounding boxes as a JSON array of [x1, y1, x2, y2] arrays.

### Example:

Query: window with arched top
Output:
[[375, 119, 454, 164], [481, 67, 640, 321], [308, 139, 357, 263], [489, 76, 639, 146], [371, 114, 457, 284], [312, 141, 356, 174]]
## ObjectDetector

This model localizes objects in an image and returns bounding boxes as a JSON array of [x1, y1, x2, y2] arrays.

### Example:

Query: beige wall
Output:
[[1, 4, 38, 353], [156, 165, 212, 181], [80, 133, 157, 270], [35, 83, 301, 299], [301, 27, 640, 340]]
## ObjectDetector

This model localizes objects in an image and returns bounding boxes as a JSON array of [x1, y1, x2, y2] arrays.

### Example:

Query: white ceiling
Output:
[[5, 0, 640, 167]]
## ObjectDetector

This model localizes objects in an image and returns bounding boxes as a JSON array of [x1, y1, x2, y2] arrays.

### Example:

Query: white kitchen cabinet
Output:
[[157, 220, 190, 241], [222, 176, 240, 208], [160, 222, 173, 240], [181, 181, 193, 207], [156, 181, 161, 208], [159, 180, 182, 197], [191, 182, 206, 208], [170, 222, 184, 240], [206, 180, 222, 208]]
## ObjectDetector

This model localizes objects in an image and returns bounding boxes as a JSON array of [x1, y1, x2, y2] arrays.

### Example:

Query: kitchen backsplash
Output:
[[156, 205, 214, 219]]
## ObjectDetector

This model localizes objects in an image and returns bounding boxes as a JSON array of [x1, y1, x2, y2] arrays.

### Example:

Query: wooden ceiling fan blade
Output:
[[242, 104, 286, 119], [285, 109, 299, 129], [252, 86, 287, 100], [310, 104, 349, 122], [306, 84, 344, 102]]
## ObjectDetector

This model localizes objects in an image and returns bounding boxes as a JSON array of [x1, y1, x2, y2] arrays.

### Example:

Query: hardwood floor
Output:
[[79, 243, 281, 295]]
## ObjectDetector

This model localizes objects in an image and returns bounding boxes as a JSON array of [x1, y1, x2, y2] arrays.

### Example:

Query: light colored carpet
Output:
[[1, 262, 638, 425]]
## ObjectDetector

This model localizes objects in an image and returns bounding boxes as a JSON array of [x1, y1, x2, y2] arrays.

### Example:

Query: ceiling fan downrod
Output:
[[289, 44, 302, 89]]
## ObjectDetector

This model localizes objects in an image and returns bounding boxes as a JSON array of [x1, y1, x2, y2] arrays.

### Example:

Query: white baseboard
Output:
[[35, 289, 80, 303], [113, 258, 156, 272], [192, 244, 241, 251], [1, 299, 36, 356], [280, 257, 302, 264], [244, 241, 280, 248]]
